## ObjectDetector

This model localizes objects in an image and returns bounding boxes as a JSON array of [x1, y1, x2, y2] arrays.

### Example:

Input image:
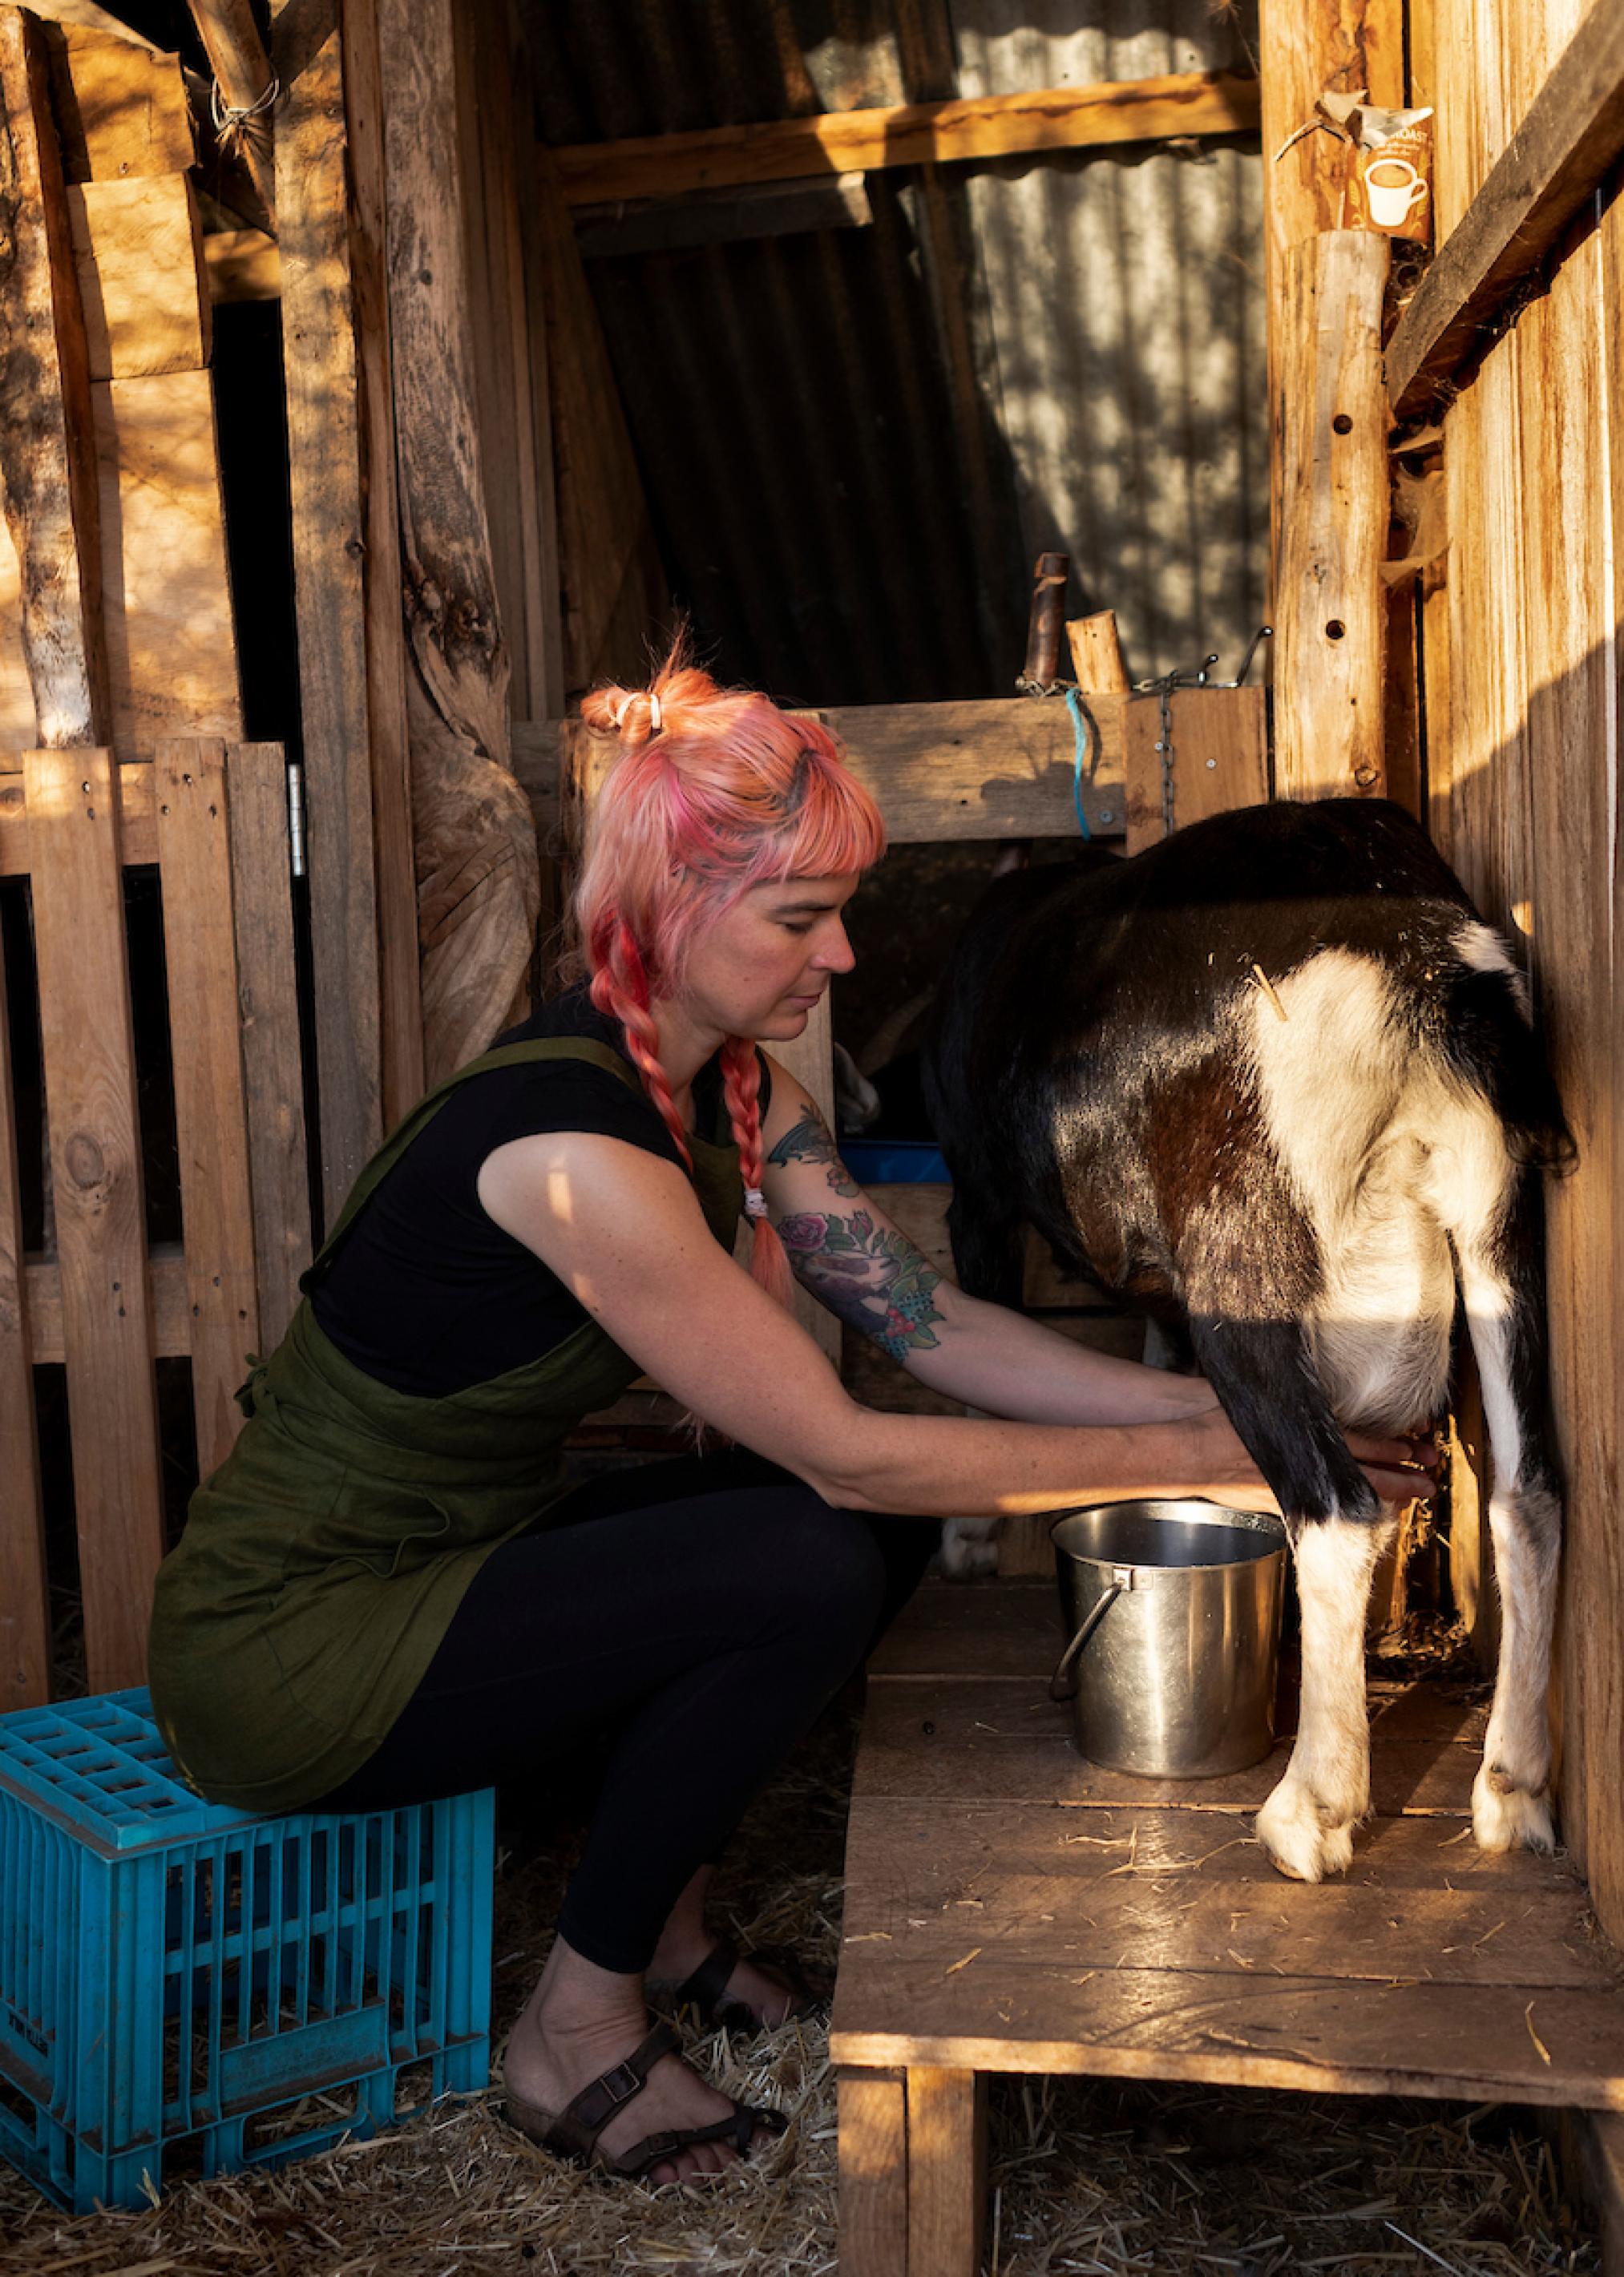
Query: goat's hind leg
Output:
[[1447, 1171, 1561, 1855], [1187, 1316, 1393, 1883]]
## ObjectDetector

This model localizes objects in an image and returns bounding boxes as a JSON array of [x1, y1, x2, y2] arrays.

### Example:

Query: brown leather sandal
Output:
[[503, 2019, 787, 2181], [647, 1936, 829, 2033]]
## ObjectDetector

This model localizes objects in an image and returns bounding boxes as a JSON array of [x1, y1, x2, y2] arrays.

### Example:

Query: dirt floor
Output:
[[0, 1687, 1599, 2277]]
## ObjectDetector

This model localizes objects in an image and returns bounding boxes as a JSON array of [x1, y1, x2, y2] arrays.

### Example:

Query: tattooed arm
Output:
[[758, 1060, 1218, 1428]]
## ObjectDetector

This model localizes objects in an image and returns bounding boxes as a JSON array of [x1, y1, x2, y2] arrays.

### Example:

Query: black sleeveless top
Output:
[[311, 988, 766, 1397]]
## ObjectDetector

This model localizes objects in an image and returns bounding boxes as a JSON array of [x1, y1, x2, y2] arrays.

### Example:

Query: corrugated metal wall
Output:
[[526, 2, 1265, 704]]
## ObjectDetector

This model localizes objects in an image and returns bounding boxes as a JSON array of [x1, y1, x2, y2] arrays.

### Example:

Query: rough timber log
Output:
[[379, 0, 539, 1080]]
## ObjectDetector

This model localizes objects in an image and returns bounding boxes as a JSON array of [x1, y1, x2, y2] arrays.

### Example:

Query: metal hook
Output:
[[1207, 624, 1275, 689]]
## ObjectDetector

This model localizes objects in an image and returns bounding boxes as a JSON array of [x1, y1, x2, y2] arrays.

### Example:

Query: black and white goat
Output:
[[923, 798, 1571, 1883]]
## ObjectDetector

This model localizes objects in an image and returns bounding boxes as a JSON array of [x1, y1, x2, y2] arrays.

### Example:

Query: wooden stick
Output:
[[837, 2070, 908, 2277], [1271, 230, 1390, 799], [1023, 552, 1069, 684], [26, 746, 165, 1691], [1386, 0, 1624, 419], [0, 8, 107, 746], [184, 0, 276, 231], [555, 71, 1262, 207]]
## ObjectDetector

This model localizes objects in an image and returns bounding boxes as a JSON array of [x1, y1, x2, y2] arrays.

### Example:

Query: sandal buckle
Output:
[[597, 2059, 643, 2111]]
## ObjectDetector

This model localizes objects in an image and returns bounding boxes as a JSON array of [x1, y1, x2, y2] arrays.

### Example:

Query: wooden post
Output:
[[907, 2067, 988, 2277], [0, 7, 107, 748], [838, 2069, 908, 2277], [0, 910, 49, 1711], [1066, 609, 1130, 694], [378, 0, 539, 1082], [1271, 229, 1390, 799]]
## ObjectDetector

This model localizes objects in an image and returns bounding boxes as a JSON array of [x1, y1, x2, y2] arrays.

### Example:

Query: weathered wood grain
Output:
[[68, 172, 208, 379], [92, 368, 242, 755], [1387, 0, 1624, 419], [26, 746, 164, 1690], [0, 8, 107, 748], [907, 2068, 986, 2277], [0, 906, 49, 1710], [271, 0, 384, 1216], [555, 74, 1262, 207], [1271, 230, 1390, 799], [226, 741, 309, 1349], [837, 2069, 908, 2277], [379, 0, 539, 1082], [185, 0, 276, 230], [26, 1242, 187, 1362], [1124, 684, 1269, 851], [45, 22, 193, 184], [153, 738, 259, 1481], [0, 749, 154, 869]]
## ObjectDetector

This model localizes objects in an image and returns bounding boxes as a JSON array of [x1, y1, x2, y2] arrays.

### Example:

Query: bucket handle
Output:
[[1048, 1582, 1124, 1702]]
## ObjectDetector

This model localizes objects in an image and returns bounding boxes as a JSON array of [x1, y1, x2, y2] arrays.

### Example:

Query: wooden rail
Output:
[[0, 738, 308, 1704], [1385, 0, 1624, 421], [551, 71, 1262, 208]]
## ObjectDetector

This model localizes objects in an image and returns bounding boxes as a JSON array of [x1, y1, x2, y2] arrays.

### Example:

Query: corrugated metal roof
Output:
[[523, 2, 1266, 705]]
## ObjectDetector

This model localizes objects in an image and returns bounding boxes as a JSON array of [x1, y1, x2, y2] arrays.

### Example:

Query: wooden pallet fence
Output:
[[0, 737, 308, 1703]]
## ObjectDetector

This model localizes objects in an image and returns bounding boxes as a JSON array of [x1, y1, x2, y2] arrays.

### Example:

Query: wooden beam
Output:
[[837, 2070, 908, 2277], [1271, 230, 1391, 799], [1385, 0, 1624, 420], [0, 7, 108, 747], [379, 0, 539, 1082], [26, 1244, 187, 1363], [44, 22, 194, 184], [203, 224, 280, 302], [907, 2068, 988, 2277], [26, 746, 165, 1691], [184, 0, 276, 231], [1124, 685, 1270, 850], [553, 71, 1262, 208], [0, 750, 156, 870], [272, 0, 386, 1215]]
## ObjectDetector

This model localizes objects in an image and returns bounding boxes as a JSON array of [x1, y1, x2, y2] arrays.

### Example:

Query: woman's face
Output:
[[678, 873, 862, 1040]]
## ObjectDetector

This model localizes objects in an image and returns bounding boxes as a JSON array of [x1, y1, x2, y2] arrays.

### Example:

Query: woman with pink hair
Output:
[[150, 652, 1430, 2187]]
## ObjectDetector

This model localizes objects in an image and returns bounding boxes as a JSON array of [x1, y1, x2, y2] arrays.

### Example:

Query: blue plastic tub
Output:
[[840, 1137, 950, 1185], [0, 1689, 494, 2212]]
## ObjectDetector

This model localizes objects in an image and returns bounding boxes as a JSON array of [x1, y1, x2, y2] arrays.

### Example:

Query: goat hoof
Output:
[[935, 1518, 999, 1581], [1473, 1766, 1554, 1855], [1254, 1782, 1356, 1883]]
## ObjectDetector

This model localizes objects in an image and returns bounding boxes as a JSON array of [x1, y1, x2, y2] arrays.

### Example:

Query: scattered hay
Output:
[[0, 1702, 1598, 2275]]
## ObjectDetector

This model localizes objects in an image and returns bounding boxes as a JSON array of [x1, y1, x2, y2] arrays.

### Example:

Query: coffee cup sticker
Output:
[[1365, 154, 1428, 228]]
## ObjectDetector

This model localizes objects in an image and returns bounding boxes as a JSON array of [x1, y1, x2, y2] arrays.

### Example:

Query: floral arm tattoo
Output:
[[766, 1105, 947, 1362]]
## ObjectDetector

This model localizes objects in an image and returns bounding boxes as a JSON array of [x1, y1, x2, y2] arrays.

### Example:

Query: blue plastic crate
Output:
[[841, 1137, 950, 1185], [0, 1690, 494, 2214]]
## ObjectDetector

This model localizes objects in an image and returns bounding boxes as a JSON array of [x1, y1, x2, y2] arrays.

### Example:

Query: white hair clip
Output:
[[648, 691, 664, 733], [743, 1187, 769, 1219]]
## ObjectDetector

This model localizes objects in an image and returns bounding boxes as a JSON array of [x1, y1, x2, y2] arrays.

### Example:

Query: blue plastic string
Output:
[[1065, 686, 1095, 841]]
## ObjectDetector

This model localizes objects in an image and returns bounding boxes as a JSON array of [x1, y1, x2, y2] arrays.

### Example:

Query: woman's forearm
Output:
[[905, 1285, 1214, 1427]]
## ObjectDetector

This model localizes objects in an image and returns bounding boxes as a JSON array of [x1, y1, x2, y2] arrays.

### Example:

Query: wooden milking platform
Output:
[[830, 1582, 1624, 2275]]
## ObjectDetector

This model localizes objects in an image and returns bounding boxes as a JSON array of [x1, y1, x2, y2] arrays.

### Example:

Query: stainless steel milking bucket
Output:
[[1050, 1501, 1288, 1778]]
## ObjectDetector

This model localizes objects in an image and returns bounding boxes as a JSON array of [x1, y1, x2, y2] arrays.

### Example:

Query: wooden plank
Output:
[[1386, 0, 1624, 420], [837, 2069, 908, 2277], [0, 753, 156, 870], [153, 738, 259, 1481], [26, 746, 164, 1690], [93, 368, 243, 757], [0, 7, 108, 748], [869, 1578, 1057, 1682], [226, 742, 309, 1350], [839, 1797, 1611, 1989], [69, 172, 208, 380], [1271, 230, 1391, 800], [202, 224, 279, 304], [26, 1243, 188, 1363], [45, 23, 193, 182], [272, 0, 386, 1216], [851, 1676, 1480, 1815], [906, 2068, 985, 2277], [830, 1954, 1624, 2106], [186, 0, 276, 232], [378, 0, 539, 1084], [0, 906, 50, 1710], [1124, 684, 1270, 852], [322, 0, 425, 1136], [554, 73, 1262, 207]]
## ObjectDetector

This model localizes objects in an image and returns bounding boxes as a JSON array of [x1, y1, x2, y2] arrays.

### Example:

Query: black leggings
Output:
[[313, 1450, 935, 1973]]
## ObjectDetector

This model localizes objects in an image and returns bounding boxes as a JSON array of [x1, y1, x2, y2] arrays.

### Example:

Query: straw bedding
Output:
[[0, 1698, 1598, 2275]]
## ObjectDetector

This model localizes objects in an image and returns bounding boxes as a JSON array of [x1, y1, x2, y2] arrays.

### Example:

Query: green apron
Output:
[[147, 1039, 744, 1812]]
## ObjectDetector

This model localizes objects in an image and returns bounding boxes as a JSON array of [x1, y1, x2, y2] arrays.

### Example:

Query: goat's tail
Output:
[[1440, 943, 1576, 1174]]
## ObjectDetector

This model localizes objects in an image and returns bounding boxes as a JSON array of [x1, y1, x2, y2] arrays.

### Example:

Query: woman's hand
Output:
[[1193, 1407, 1440, 1516]]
